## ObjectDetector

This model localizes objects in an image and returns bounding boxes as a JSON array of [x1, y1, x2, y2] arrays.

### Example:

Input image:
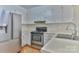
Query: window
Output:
[[0, 9, 9, 34], [0, 25, 7, 33]]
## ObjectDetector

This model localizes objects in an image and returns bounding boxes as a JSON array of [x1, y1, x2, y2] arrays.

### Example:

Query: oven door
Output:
[[31, 33, 44, 46]]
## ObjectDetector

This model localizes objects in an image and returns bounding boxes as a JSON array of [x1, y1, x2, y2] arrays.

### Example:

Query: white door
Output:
[[13, 13, 21, 39]]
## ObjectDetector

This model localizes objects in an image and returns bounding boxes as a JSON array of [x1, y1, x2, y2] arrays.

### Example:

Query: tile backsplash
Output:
[[22, 23, 74, 34]]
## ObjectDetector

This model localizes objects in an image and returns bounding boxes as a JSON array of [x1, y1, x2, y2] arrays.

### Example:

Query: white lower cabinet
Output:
[[21, 32, 31, 46], [44, 33, 56, 45]]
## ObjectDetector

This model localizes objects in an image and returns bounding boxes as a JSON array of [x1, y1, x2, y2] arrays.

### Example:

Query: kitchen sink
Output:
[[56, 33, 73, 39]]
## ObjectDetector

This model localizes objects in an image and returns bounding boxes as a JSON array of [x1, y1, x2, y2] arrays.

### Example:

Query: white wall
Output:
[[0, 5, 27, 24], [73, 5, 79, 36], [0, 5, 26, 14]]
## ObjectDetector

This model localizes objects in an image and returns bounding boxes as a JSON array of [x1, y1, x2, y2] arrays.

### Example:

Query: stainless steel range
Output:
[[31, 27, 47, 49]]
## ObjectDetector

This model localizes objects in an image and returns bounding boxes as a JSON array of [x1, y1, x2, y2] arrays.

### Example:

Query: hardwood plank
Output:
[[20, 45, 40, 53]]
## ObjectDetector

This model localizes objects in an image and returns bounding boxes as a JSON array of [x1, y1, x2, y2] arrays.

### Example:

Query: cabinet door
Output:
[[44, 37, 49, 45], [44, 33, 56, 45], [46, 6, 62, 23], [62, 5, 74, 21], [22, 32, 27, 46], [44, 33, 52, 45], [22, 32, 31, 46], [51, 6, 62, 19]]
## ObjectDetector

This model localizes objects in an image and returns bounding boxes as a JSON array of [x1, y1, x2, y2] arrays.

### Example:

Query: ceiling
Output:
[[20, 5, 41, 9]]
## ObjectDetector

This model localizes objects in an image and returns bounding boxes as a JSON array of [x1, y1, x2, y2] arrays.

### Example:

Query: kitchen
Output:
[[21, 5, 79, 53], [0, 5, 79, 53]]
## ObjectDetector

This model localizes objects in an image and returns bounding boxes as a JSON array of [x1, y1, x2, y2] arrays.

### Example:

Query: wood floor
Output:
[[20, 45, 40, 53]]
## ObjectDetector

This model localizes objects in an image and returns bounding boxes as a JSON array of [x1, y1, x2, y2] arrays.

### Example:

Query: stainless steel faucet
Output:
[[66, 22, 77, 40]]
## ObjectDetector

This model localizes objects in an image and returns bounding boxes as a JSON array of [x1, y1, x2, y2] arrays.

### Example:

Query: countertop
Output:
[[41, 38, 79, 53]]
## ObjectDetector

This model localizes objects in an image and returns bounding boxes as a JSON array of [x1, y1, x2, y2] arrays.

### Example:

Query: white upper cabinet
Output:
[[24, 5, 74, 24], [46, 6, 62, 23], [30, 6, 50, 22], [62, 5, 74, 22], [29, 6, 62, 23], [51, 6, 62, 19]]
